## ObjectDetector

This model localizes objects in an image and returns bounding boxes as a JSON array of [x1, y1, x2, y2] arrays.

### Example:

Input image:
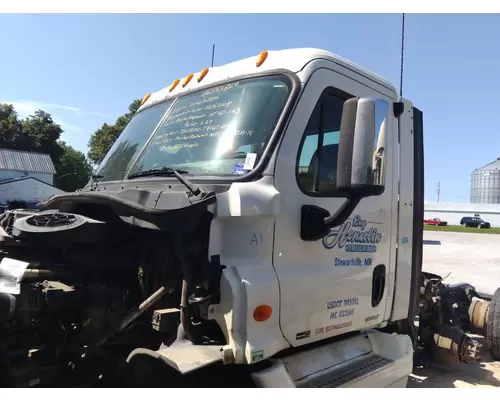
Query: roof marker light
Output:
[[141, 93, 151, 105], [198, 68, 209, 83], [256, 50, 268, 67], [169, 79, 180, 92], [182, 73, 194, 88]]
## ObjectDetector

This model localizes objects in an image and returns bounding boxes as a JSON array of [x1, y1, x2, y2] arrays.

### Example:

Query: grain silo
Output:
[[470, 158, 500, 204]]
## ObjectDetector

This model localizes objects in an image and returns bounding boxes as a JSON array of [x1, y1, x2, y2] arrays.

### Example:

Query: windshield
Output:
[[95, 75, 292, 182], [96, 100, 174, 181]]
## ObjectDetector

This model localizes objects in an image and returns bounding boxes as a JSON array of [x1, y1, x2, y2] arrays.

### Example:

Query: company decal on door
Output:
[[322, 215, 382, 253]]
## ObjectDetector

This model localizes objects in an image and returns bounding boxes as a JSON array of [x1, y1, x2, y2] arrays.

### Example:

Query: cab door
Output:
[[272, 66, 397, 346]]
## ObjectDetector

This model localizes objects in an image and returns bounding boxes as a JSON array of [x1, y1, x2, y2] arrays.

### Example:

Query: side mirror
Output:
[[337, 97, 390, 197], [300, 96, 392, 241]]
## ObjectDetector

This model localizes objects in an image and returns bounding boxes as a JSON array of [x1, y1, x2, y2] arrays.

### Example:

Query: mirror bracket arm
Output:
[[323, 197, 361, 228]]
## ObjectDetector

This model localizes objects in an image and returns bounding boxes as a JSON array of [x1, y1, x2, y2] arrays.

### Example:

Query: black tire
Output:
[[487, 287, 500, 360]]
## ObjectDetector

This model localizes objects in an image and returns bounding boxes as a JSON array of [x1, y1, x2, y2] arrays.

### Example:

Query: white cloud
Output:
[[4, 101, 40, 115], [1, 100, 108, 119], [33, 102, 108, 117], [1, 100, 110, 135], [54, 118, 81, 132]]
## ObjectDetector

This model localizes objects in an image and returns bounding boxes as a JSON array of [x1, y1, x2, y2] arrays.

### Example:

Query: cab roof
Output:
[[140, 48, 396, 111]]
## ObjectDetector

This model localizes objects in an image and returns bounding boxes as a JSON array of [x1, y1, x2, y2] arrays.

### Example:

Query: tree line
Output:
[[0, 99, 140, 192]]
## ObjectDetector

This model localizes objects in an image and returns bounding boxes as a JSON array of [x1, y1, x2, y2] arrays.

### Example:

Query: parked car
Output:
[[459, 216, 491, 228], [424, 217, 448, 226]]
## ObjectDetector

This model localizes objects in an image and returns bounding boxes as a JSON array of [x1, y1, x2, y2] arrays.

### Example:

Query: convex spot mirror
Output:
[[337, 97, 390, 198]]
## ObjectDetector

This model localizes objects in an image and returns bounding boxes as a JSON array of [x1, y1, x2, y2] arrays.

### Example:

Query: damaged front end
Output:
[[0, 187, 226, 387], [416, 272, 491, 366]]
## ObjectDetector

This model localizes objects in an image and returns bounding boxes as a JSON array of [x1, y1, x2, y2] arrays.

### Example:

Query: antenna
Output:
[[211, 44, 216, 67], [399, 13, 405, 99], [436, 182, 441, 203]]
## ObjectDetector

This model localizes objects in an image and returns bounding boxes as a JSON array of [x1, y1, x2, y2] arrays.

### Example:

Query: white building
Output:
[[424, 201, 500, 227], [0, 149, 65, 209], [0, 148, 56, 185]]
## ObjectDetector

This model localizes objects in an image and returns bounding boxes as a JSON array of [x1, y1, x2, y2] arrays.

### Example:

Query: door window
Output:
[[296, 88, 349, 196]]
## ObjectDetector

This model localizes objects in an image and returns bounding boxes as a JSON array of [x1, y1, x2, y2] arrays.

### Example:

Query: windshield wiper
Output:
[[128, 167, 200, 196], [128, 167, 189, 179]]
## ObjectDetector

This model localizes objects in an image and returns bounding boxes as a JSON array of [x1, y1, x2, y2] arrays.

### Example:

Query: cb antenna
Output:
[[399, 13, 405, 99], [211, 44, 216, 67]]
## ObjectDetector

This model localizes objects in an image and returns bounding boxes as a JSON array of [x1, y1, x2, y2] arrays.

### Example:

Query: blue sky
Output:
[[0, 13, 498, 202]]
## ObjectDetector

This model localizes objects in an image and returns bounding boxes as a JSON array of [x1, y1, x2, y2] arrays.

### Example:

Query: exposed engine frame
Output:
[[0, 188, 232, 387], [414, 272, 491, 366]]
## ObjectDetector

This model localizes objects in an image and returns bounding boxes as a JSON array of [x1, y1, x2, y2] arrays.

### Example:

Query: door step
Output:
[[296, 354, 393, 388]]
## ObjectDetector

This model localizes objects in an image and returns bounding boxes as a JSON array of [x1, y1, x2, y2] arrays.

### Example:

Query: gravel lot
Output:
[[408, 230, 500, 388], [423, 230, 500, 295]]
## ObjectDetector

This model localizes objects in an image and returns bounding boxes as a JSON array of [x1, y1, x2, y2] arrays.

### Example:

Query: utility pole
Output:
[[211, 44, 215, 67], [436, 182, 441, 202]]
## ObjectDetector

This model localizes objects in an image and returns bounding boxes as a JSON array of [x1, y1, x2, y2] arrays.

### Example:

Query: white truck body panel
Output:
[[390, 98, 415, 322], [209, 177, 289, 364]]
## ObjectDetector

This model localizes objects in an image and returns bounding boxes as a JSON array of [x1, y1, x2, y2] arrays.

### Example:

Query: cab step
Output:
[[251, 330, 413, 388], [296, 354, 393, 388]]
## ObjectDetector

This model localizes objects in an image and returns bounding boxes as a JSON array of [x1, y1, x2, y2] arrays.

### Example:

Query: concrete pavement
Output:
[[423, 230, 500, 295]]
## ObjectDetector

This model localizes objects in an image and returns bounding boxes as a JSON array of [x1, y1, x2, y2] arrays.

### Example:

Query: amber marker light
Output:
[[169, 79, 180, 92], [182, 73, 194, 88], [253, 305, 272, 322], [198, 68, 209, 83], [256, 50, 268, 67]]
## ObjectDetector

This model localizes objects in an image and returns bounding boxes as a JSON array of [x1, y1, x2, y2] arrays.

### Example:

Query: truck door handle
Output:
[[371, 264, 386, 307]]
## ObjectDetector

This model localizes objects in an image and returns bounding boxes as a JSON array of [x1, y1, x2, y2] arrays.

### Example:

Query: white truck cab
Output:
[[0, 48, 496, 388], [132, 48, 423, 387]]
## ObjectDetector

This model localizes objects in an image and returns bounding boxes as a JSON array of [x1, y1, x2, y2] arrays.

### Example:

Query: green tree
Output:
[[87, 99, 141, 165], [0, 105, 64, 157], [0, 104, 28, 149], [20, 110, 63, 162], [0, 103, 94, 192], [54, 141, 93, 192]]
